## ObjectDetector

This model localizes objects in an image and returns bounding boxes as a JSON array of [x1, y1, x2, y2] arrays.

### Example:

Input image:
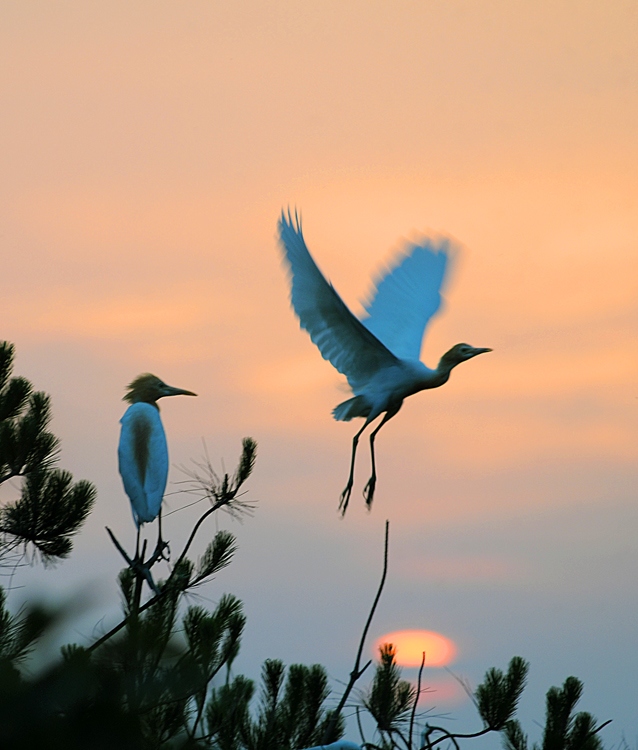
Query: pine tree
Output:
[[0, 341, 95, 562], [0, 340, 100, 747], [504, 675, 604, 750]]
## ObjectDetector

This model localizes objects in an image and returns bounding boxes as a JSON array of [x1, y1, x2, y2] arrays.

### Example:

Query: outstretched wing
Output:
[[360, 237, 454, 361], [278, 210, 398, 393]]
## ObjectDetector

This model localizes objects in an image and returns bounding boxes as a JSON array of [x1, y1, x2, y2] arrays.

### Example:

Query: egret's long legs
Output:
[[363, 407, 400, 508], [134, 525, 141, 561], [154, 509, 170, 561], [339, 419, 372, 515]]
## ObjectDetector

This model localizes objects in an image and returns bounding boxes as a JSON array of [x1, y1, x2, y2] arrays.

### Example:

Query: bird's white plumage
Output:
[[279, 214, 453, 377], [361, 240, 451, 361], [118, 402, 169, 526], [278, 212, 399, 394], [278, 209, 488, 512]]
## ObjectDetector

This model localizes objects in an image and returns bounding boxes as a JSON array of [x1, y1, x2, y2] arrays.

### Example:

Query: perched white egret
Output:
[[118, 374, 196, 530], [278, 210, 491, 514]]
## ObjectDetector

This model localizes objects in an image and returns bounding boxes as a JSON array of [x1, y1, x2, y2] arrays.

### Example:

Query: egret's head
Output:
[[440, 343, 492, 369], [124, 374, 197, 406]]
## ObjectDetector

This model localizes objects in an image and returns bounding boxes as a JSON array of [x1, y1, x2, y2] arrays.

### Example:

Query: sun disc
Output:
[[373, 629, 457, 668]]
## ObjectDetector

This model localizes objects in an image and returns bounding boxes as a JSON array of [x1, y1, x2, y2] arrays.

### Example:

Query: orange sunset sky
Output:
[[1, 1, 637, 742]]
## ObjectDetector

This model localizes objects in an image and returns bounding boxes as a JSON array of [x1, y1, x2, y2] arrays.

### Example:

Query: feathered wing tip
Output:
[[277, 207, 305, 284], [359, 233, 461, 362], [362, 233, 458, 309], [278, 206, 303, 238]]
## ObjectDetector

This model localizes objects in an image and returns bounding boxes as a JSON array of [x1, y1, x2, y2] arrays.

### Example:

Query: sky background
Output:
[[1, 1, 637, 745]]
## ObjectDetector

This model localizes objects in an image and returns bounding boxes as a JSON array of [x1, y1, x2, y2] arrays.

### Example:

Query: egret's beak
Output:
[[161, 384, 197, 398]]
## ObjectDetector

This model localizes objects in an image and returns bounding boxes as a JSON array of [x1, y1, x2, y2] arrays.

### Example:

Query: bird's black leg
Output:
[[134, 525, 141, 561], [153, 509, 170, 561], [363, 407, 401, 508], [339, 420, 370, 516]]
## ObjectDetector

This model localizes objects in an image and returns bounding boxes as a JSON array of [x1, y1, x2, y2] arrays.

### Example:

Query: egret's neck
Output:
[[128, 396, 160, 409], [432, 356, 457, 385], [407, 360, 452, 392]]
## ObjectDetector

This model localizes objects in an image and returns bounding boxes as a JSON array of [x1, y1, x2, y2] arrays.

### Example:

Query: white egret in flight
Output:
[[278, 210, 491, 514], [118, 374, 196, 537]]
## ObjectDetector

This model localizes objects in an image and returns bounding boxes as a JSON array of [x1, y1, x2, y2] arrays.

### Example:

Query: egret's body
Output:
[[119, 401, 169, 525], [278, 210, 490, 513], [118, 374, 196, 529]]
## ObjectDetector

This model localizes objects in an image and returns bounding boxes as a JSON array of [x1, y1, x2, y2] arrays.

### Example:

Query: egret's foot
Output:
[[130, 557, 161, 596], [363, 476, 376, 508], [153, 537, 170, 562], [339, 484, 353, 516]]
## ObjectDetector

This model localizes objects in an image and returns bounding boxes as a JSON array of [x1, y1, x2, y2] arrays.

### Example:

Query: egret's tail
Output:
[[332, 395, 369, 422]]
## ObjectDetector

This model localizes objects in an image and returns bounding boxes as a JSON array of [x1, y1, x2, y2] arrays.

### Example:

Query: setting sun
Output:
[[374, 630, 457, 668]]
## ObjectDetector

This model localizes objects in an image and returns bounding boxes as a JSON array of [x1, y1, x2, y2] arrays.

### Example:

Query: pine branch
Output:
[[409, 652, 426, 749], [321, 520, 390, 744]]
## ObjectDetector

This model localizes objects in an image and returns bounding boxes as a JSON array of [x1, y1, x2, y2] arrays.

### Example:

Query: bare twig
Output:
[[420, 714, 612, 750], [593, 720, 613, 735], [422, 724, 461, 750], [86, 587, 163, 653], [409, 651, 426, 749], [321, 520, 390, 743], [355, 706, 368, 747], [392, 726, 412, 749], [422, 724, 491, 749]]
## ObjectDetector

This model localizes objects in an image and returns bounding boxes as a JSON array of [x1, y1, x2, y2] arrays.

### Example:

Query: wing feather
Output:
[[278, 210, 398, 393], [118, 403, 168, 525], [360, 238, 454, 361]]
